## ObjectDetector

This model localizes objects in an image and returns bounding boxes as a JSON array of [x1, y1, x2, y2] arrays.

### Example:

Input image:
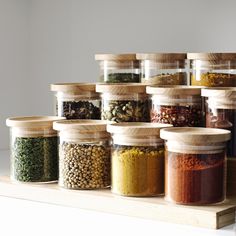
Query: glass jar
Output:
[[160, 127, 230, 205], [6, 116, 64, 183], [202, 88, 236, 158], [147, 86, 204, 127], [188, 53, 236, 86], [51, 83, 101, 119], [53, 120, 111, 189], [107, 123, 172, 197], [95, 54, 140, 83], [96, 83, 150, 122], [136, 53, 187, 85]]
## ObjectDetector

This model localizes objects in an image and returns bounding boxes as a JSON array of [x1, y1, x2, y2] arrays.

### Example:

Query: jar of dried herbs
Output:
[[160, 127, 230, 205], [147, 86, 204, 127], [96, 83, 150, 122], [53, 120, 111, 190], [95, 54, 140, 83], [188, 53, 236, 87], [51, 83, 101, 119], [107, 122, 172, 197], [6, 116, 64, 183], [136, 53, 187, 85]]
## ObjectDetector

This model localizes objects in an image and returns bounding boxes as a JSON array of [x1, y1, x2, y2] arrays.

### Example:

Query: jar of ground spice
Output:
[[160, 127, 230, 205], [136, 53, 187, 85], [107, 123, 172, 197], [96, 83, 150, 122], [6, 116, 64, 183], [188, 53, 236, 87], [147, 86, 204, 127], [95, 54, 140, 83], [51, 83, 101, 120], [53, 120, 111, 190]]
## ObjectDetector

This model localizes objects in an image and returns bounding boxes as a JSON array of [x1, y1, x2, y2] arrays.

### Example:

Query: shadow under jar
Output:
[[95, 54, 140, 83], [96, 83, 150, 122], [51, 83, 101, 120], [6, 116, 64, 183], [188, 53, 236, 87], [107, 123, 172, 197], [136, 53, 187, 85], [147, 86, 204, 127], [53, 120, 111, 190], [160, 127, 230, 205]]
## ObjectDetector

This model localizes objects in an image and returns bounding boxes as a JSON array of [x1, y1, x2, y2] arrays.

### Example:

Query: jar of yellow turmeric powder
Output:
[[107, 122, 172, 197]]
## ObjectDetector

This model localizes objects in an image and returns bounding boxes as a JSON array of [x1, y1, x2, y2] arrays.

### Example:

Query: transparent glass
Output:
[[141, 60, 187, 85], [10, 127, 58, 183], [190, 60, 236, 86], [59, 132, 111, 189]]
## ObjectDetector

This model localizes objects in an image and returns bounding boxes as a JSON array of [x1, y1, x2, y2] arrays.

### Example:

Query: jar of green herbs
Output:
[[6, 116, 64, 183]]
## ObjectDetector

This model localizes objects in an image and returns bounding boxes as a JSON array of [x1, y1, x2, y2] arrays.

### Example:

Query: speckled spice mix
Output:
[[102, 73, 140, 83]]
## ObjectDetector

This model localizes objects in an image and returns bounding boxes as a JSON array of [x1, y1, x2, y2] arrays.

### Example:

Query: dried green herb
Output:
[[12, 136, 58, 182], [102, 73, 140, 83]]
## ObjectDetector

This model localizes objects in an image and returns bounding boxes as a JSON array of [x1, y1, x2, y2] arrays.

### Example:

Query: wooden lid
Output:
[[188, 53, 236, 60], [96, 83, 146, 94], [53, 120, 111, 132], [146, 86, 202, 96], [50, 83, 96, 92], [136, 53, 187, 61], [160, 127, 231, 144], [6, 116, 64, 128], [107, 123, 172, 136], [95, 54, 137, 61], [202, 87, 236, 98]]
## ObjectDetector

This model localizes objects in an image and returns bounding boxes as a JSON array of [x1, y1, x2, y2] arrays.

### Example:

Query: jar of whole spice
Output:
[[96, 83, 150, 122], [107, 122, 172, 197], [51, 83, 101, 120], [188, 53, 236, 87], [6, 116, 64, 182], [136, 53, 187, 85], [160, 127, 230, 205], [53, 120, 111, 190], [146, 86, 204, 127], [95, 54, 140, 83]]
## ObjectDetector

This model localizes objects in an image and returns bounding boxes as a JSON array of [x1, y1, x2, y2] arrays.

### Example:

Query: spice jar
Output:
[[107, 123, 172, 197], [202, 88, 236, 158], [147, 86, 204, 127], [95, 54, 140, 83], [96, 83, 150, 122], [6, 116, 64, 183], [136, 53, 187, 85], [51, 83, 101, 119], [160, 127, 230, 205], [53, 120, 111, 189], [188, 53, 236, 87]]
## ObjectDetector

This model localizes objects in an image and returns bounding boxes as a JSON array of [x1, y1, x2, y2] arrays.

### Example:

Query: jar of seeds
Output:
[[188, 53, 236, 87], [136, 53, 187, 85], [95, 54, 140, 83], [53, 120, 111, 190], [6, 116, 64, 183], [107, 122, 172, 197], [96, 83, 150, 122], [51, 83, 101, 119]]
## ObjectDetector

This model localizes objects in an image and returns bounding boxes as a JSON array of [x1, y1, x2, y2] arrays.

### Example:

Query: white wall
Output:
[[1, 0, 236, 149]]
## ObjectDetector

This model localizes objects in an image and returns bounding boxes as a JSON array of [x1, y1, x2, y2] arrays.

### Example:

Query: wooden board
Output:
[[0, 176, 235, 229]]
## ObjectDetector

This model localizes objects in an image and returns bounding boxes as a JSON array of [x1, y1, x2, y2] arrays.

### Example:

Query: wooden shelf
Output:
[[0, 176, 235, 229]]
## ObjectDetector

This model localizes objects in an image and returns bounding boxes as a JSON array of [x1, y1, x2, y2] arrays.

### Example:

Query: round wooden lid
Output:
[[202, 87, 236, 98], [95, 54, 137, 61], [160, 127, 231, 143], [146, 86, 202, 96], [6, 116, 64, 128], [96, 83, 146, 94], [136, 53, 187, 61], [107, 122, 172, 136], [50, 83, 96, 92], [188, 53, 236, 60]]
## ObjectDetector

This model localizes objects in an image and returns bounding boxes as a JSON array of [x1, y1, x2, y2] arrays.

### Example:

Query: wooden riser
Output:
[[0, 176, 235, 229]]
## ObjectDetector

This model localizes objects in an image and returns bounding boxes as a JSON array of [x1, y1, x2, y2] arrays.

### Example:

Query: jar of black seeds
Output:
[[51, 83, 101, 120]]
